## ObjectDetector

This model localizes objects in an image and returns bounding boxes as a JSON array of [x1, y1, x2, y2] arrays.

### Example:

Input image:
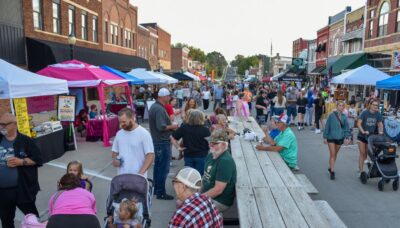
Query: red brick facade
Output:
[[148, 27, 159, 70], [171, 47, 189, 71], [23, 0, 102, 50], [142, 23, 171, 70], [137, 25, 149, 60], [316, 26, 330, 67], [292, 38, 310, 58]]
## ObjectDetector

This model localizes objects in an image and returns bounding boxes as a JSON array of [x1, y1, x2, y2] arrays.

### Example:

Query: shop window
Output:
[[81, 11, 88, 40], [93, 16, 98, 42], [378, 2, 389, 37], [68, 5, 75, 36], [32, 0, 43, 30], [52, 1, 60, 34]]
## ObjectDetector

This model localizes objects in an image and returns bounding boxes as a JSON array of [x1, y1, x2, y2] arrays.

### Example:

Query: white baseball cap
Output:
[[158, 88, 170, 97], [174, 167, 202, 189]]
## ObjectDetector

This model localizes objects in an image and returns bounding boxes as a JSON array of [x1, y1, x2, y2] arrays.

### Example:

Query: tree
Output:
[[205, 51, 228, 77], [188, 47, 206, 63], [230, 54, 259, 75], [171, 42, 188, 48]]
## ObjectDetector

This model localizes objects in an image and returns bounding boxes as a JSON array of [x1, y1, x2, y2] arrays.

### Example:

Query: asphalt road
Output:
[[8, 101, 400, 228]]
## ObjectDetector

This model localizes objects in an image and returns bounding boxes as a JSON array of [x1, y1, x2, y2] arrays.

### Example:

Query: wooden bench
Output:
[[228, 116, 331, 227], [295, 174, 319, 195], [314, 200, 347, 228]]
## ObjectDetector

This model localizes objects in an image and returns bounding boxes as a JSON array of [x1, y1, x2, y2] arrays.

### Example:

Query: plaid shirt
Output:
[[168, 193, 223, 228]]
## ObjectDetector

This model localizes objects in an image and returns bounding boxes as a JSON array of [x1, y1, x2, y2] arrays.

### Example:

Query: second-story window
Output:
[[115, 25, 118, 45], [104, 21, 108, 43], [81, 11, 88, 40], [32, 0, 43, 30], [52, 0, 60, 34], [368, 20, 374, 38], [93, 16, 98, 42], [68, 6, 75, 36], [110, 24, 114, 44], [378, 2, 389, 36], [397, 11, 400, 32], [121, 28, 124, 46]]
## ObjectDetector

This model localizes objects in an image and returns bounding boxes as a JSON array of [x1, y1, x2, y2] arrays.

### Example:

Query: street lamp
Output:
[[68, 34, 76, 60]]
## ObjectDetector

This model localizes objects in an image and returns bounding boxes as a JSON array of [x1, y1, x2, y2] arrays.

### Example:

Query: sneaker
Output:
[[315, 129, 321, 134], [330, 171, 335, 180], [156, 194, 174, 200], [297, 126, 301, 131]]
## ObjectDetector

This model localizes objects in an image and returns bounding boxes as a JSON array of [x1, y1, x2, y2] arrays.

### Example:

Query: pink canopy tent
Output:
[[37, 60, 133, 147]]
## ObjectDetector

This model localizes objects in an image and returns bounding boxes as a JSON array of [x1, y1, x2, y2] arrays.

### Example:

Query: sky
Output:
[[130, 0, 366, 62]]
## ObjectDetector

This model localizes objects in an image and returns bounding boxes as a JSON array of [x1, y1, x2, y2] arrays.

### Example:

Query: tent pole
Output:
[[9, 99, 15, 115]]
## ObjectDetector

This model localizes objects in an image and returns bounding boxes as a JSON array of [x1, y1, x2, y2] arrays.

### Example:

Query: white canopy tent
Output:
[[330, 65, 390, 86], [0, 59, 68, 99], [148, 71, 178, 84], [183, 72, 200, 81], [127, 68, 167, 84]]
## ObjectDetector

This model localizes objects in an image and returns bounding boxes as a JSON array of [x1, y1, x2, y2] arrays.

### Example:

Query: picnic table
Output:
[[228, 116, 330, 228]]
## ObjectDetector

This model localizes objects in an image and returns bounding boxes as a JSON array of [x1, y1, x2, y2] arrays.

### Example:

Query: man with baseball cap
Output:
[[202, 130, 237, 213], [169, 167, 222, 227], [149, 88, 179, 200], [256, 114, 299, 170]]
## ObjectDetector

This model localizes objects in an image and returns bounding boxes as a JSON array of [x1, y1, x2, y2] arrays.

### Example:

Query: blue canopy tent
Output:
[[100, 65, 144, 85], [376, 74, 400, 90]]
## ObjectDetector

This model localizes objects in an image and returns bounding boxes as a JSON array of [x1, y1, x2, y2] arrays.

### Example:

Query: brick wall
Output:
[[23, 0, 102, 50], [157, 26, 171, 70], [316, 26, 329, 67], [137, 25, 150, 60], [148, 27, 158, 70], [171, 48, 183, 71]]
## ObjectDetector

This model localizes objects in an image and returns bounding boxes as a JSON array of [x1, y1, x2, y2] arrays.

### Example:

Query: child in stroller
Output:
[[105, 174, 153, 228], [107, 198, 141, 228], [360, 135, 399, 191]]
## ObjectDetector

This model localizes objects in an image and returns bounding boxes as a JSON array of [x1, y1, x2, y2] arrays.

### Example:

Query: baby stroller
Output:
[[360, 135, 399, 191], [105, 174, 153, 227]]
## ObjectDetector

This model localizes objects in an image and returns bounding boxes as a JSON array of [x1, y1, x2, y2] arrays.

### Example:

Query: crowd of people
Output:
[[0, 78, 387, 227]]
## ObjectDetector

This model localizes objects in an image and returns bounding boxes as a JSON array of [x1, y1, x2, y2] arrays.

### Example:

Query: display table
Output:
[[34, 129, 66, 163], [86, 116, 119, 141], [110, 103, 128, 114]]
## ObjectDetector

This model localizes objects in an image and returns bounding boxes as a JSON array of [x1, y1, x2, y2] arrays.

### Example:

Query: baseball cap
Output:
[[272, 114, 288, 124], [209, 129, 229, 143], [158, 88, 170, 97], [174, 167, 202, 189]]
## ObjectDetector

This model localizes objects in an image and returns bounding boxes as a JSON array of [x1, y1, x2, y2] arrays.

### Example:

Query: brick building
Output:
[[315, 26, 329, 69], [292, 38, 310, 58], [171, 47, 189, 71], [343, 6, 365, 55], [148, 26, 159, 70], [364, 0, 399, 71], [22, 0, 149, 72], [137, 24, 149, 60], [142, 23, 171, 70]]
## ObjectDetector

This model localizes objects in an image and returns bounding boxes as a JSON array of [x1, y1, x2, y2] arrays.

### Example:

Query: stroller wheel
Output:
[[393, 179, 399, 191], [360, 172, 368, 184], [378, 179, 384, 191]]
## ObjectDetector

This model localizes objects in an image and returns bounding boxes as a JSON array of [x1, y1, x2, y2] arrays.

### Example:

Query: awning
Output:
[[309, 66, 326, 75], [168, 72, 193, 81], [127, 68, 167, 84], [26, 37, 150, 73], [341, 29, 363, 42], [272, 69, 306, 81], [100, 65, 144, 85], [321, 53, 366, 75], [183, 72, 200, 81], [148, 71, 178, 84]]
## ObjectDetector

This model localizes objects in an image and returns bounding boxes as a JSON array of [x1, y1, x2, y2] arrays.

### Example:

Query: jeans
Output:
[[213, 99, 221, 110], [315, 112, 322, 129], [153, 141, 172, 196], [305, 107, 314, 125], [178, 99, 183, 108], [274, 107, 284, 116], [203, 99, 210, 110], [0, 187, 39, 228], [184, 156, 206, 176], [287, 106, 297, 124]]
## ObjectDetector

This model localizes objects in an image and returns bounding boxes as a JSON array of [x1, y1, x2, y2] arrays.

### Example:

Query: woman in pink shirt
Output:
[[47, 174, 100, 228]]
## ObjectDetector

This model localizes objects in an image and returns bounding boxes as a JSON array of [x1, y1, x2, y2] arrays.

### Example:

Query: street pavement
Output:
[[9, 101, 400, 228]]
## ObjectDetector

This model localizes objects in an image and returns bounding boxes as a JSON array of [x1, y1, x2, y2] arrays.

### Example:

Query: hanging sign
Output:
[[13, 98, 31, 137], [57, 96, 76, 122]]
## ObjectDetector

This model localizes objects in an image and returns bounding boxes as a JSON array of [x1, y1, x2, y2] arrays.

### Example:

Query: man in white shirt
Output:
[[112, 108, 154, 177]]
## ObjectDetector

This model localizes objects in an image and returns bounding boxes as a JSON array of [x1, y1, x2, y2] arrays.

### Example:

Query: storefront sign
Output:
[[58, 96, 76, 122], [13, 98, 31, 137]]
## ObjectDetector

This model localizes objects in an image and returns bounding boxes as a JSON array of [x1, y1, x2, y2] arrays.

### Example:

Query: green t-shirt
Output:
[[274, 127, 298, 168], [202, 151, 237, 206]]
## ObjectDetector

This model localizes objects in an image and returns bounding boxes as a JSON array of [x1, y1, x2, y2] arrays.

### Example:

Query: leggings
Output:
[[47, 214, 100, 228], [203, 99, 209, 110], [315, 112, 322, 129]]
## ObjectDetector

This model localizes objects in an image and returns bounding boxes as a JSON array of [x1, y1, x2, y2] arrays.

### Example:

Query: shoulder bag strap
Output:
[[333, 111, 344, 128]]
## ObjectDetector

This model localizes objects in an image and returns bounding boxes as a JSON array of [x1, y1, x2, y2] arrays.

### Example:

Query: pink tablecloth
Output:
[[86, 116, 119, 139]]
